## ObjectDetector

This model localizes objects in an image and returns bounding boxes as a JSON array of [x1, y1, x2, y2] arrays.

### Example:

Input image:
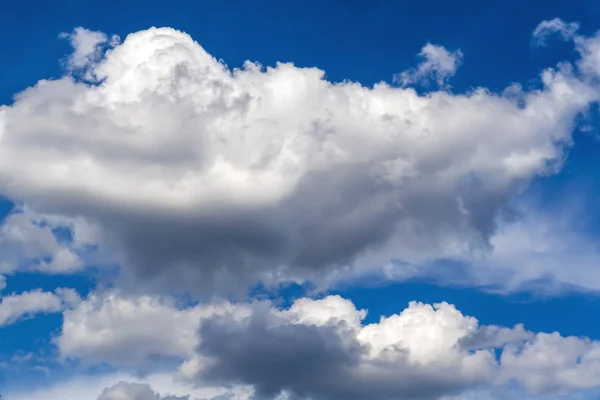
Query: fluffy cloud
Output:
[[394, 43, 463, 87], [57, 291, 250, 366], [186, 296, 600, 399], [0, 287, 80, 327], [187, 297, 493, 400], [59, 27, 120, 72], [54, 292, 600, 399], [0, 206, 101, 274], [499, 332, 600, 393], [532, 18, 600, 84], [1, 22, 599, 295]]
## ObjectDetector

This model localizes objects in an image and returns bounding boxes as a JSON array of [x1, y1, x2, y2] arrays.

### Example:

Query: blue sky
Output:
[[2, 1, 600, 399]]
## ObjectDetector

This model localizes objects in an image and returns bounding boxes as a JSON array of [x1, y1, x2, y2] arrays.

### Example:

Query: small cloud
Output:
[[59, 27, 120, 73], [0, 288, 80, 327], [532, 18, 580, 47], [394, 43, 463, 87]]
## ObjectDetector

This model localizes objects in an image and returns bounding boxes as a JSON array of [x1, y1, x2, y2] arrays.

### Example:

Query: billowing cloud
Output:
[[2, 21, 600, 296], [54, 292, 600, 399], [0, 205, 104, 276], [186, 296, 600, 399], [57, 291, 251, 366], [499, 332, 600, 394], [0, 287, 80, 327], [185, 297, 488, 400]]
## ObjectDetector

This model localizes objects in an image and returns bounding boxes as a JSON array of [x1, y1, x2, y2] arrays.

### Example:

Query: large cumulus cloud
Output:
[[186, 296, 600, 399], [55, 292, 600, 400], [1, 21, 600, 294]]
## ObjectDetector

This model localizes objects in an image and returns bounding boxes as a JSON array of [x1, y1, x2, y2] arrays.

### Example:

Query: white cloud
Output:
[[500, 332, 600, 393], [533, 18, 580, 46], [53, 292, 600, 399], [395, 43, 463, 87], [60, 27, 120, 71], [0, 287, 80, 327], [533, 19, 600, 80], [0, 206, 97, 274], [357, 300, 481, 364], [1, 24, 599, 295], [57, 291, 250, 366], [475, 204, 600, 292], [184, 297, 495, 399]]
